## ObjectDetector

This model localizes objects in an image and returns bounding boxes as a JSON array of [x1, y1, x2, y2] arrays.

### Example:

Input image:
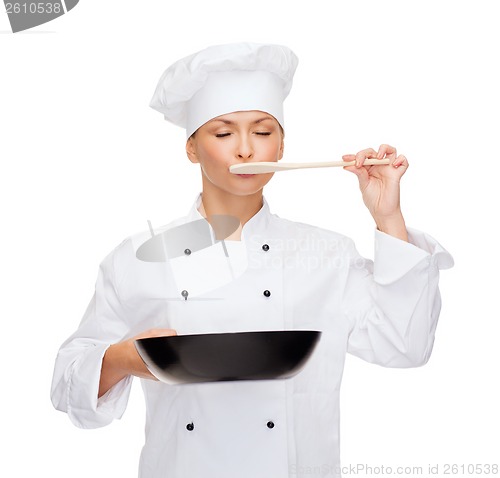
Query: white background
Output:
[[1, 1, 498, 476]]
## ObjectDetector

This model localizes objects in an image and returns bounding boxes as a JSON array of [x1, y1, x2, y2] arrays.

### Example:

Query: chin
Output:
[[241, 179, 271, 193], [226, 187, 264, 197], [204, 173, 272, 197]]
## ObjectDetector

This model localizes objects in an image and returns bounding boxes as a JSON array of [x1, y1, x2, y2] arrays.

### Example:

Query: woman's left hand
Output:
[[343, 144, 409, 241]]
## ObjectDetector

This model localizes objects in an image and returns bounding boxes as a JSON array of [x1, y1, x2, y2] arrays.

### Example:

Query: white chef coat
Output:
[[51, 194, 453, 478]]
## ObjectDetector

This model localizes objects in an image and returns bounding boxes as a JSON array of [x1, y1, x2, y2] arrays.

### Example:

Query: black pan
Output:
[[135, 330, 321, 385]]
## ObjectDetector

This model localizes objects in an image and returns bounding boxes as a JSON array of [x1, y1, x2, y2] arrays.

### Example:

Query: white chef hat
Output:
[[149, 42, 298, 138]]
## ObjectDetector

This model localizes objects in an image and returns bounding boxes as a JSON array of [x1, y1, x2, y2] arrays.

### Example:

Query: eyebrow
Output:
[[210, 116, 274, 125]]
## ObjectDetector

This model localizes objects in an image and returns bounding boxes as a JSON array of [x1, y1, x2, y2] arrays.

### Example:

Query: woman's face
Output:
[[186, 110, 284, 197]]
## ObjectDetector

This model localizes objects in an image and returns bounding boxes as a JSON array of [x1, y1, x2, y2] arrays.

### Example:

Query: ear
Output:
[[278, 137, 285, 161], [186, 137, 199, 164]]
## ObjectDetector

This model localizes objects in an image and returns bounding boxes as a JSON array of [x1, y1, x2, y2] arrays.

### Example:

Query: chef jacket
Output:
[[51, 194, 453, 478]]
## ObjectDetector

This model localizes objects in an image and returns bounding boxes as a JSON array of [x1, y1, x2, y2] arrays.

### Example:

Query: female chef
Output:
[[51, 43, 453, 478]]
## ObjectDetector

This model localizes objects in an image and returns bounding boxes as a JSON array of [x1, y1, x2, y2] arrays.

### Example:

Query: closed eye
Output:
[[255, 132, 272, 136], [215, 133, 231, 138]]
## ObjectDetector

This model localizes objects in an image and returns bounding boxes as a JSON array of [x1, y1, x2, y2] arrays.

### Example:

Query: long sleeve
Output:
[[50, 242, 134, 429], [345, 227, 454, 367]]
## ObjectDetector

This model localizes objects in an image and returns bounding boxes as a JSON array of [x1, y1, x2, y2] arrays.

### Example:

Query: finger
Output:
[[156, 328, 177, 337], [342, 154, 356, 166], [377, 144, 397, 159], [343, 165, 370, 190], [355, 148, 377, 168], [342, 154, 356, 161], [392, 154, 409, 169], [137, 328, 178, 339]]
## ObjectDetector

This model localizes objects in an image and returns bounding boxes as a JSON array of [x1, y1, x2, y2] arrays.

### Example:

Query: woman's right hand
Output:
[[98, 328, 177, 398], [122, 328, 178, 378]]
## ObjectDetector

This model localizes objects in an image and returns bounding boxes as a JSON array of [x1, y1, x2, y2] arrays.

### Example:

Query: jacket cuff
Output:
[[374, 227, 454, 285], [67, 343, 133, 429]]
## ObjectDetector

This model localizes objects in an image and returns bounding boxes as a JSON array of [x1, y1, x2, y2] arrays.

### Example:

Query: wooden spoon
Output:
[[230, 158, 391, 174]]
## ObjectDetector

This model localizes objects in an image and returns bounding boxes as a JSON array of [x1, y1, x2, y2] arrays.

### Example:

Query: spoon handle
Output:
[[230, 158, 391, 174]]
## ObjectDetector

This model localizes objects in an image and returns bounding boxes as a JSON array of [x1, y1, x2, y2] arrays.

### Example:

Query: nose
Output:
[[236, 135, 253, 160]]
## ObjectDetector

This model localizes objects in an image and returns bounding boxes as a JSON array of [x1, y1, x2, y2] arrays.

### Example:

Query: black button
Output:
[[186, 422, 194, 431], [262, 244, 269, 251], [184, 248, 192, 255], [263, 290, 271, 297], [267, 421, 275, 429]]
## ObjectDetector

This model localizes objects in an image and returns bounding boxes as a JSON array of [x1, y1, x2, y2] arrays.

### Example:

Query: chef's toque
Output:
[[149, 42, 298, 138]]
